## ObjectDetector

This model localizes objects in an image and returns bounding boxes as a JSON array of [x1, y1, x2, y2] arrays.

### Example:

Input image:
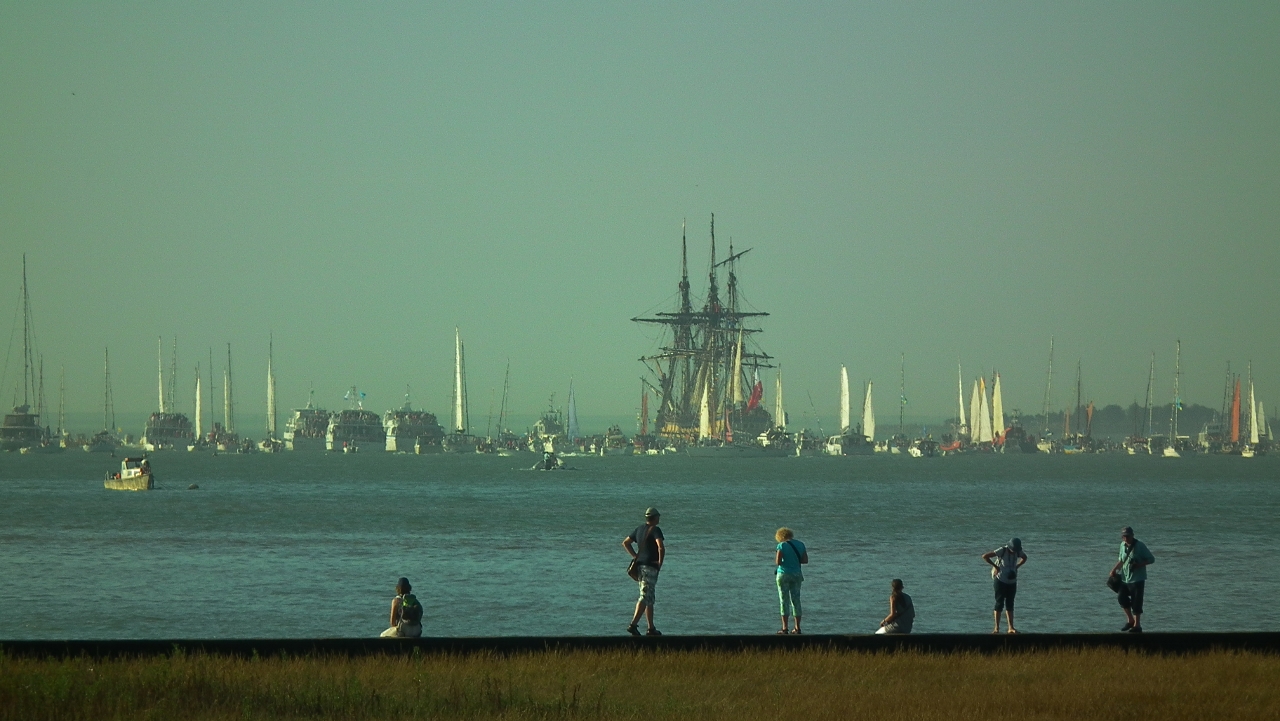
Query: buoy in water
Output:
[[188, 484, 199, 490]]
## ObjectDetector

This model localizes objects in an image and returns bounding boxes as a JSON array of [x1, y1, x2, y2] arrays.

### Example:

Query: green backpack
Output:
[[399, 593, 423, 624]]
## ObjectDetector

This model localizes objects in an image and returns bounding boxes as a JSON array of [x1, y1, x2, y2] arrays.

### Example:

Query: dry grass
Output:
[[1, 647, 1277, 720]]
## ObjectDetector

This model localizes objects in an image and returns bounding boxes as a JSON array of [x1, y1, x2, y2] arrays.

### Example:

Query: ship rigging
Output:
[[632, 216, 775, 444]]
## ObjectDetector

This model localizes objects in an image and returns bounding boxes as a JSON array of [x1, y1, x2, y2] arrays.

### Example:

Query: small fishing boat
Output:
[[104, 456, 153, 491]]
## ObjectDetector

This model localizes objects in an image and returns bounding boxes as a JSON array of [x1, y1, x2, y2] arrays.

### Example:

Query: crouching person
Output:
[[380, 577, 423, 638], [876, 579, 914, 634]]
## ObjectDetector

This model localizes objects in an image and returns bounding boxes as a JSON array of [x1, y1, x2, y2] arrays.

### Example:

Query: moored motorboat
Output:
[[104, 456, 153, 491]]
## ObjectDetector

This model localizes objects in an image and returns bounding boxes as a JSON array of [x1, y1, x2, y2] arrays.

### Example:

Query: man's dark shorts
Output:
[[1118, 580, 1145, 614], [994, 579, 1017, 612]]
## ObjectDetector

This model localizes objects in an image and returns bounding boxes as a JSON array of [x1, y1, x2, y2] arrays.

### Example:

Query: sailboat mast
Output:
[[497, 360, 510, 435], [103, 347, 111, 431], [169, 337, 178, 413], [157, 337, 165, 413], [957, 362, 967, 436], [1152, 353, 1162, 437], [839, 365, 850, 432], [57, 365, 65, 436], [898, 353, 905, 438], [266, 334, 277, 437], [774, 366, 785, 431], [194, 363, 202, 439], [1042, 337, 1053, 435], [225, 343, 235, 434], [21, 255, 33, 408], [1170, 340, 1181, 441], [639, 380, 649, 436]]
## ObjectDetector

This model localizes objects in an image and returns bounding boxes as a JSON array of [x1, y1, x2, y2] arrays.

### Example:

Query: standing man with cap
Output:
[[982, 538, 1027, 633], [623, 507, 665, 636], [1111, 526, 1155, 632]]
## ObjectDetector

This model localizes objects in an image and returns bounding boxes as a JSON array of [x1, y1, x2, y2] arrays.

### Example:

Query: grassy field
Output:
[[1, 647, 1277, 720]]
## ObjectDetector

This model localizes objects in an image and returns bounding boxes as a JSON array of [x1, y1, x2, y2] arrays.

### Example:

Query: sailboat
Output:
[[1241, 370, 1260, 457], [443, 327, 477, 453], [84, 348, 120, 452], [991, 373, 1006, 450], [2, 256, 46, 452], [826, 366, 874, 456], [1162, 341, 1183, 458], [259, 335, 284, 452]]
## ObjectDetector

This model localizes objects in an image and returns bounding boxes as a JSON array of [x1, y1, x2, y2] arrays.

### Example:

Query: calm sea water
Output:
[[1, 451, 1277, 639]]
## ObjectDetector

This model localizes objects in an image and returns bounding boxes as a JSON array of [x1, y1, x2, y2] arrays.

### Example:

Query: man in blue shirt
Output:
[[1110, 526, 1155, 633]]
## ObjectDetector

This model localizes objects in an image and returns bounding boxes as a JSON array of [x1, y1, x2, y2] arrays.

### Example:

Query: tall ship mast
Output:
[[2, 256, 44, 451], [632, 216, 775, 445]]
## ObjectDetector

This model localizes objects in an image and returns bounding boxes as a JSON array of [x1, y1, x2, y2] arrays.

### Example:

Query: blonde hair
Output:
[[775, 527, 794, 542]]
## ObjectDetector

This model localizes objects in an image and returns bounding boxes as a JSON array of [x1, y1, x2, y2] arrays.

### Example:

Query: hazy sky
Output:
[[2, 2, 1277, 430]]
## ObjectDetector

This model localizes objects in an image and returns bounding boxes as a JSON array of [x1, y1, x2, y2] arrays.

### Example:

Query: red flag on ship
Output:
[[746, 380, 763, 411]]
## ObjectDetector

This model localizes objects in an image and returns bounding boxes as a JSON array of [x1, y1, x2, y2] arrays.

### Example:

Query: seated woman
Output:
[[379, 577, 423, 638], [876, 578, 914, 634]]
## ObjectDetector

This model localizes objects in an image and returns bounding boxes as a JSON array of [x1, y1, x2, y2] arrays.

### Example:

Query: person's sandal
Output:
[[646, 628, 662, 636], [776, 629, 789, 635], [792, 629, 802, 635], [626, 624, 641, 636]]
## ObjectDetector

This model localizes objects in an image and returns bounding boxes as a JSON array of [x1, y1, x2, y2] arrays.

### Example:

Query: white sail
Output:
[[266, 336, 277, 437], [453, 327, 467, 434], [1260, 401, 1270, 440], [969, 380, 980, 440], [774, 367, 785, 430], [567, 382, 579, 440], [698, 382, 711, 439], [957, 363, 967, 437], [978, 377, 993, 443], [194, 372, 202, 438], [839, 365, 850, 432], [991, 374, 1005, 441], [157, 337, 166, 413], [732, 331, 744, 405], [1249, 383, 1259, 445], [862, 380, 875, 441]]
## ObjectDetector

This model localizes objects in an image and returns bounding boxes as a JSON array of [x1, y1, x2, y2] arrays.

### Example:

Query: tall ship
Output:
[[284, 386, 329, 451], [1, 256, 44, 452], [384, 388, 444, 452], [327, 387, 385, 451], [141, 337, 194, 451], [632, 217, 778, 453]]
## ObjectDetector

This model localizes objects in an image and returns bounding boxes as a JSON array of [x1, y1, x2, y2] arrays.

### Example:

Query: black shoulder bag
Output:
[[627, 526, 649, 581]]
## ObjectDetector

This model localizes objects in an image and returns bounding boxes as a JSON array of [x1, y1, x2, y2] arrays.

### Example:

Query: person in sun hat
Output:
[[982, 537, 1027, 633], [1111, 526, 1155, 633], [773, 527, 808, 634], [622, 506, 665, 636]]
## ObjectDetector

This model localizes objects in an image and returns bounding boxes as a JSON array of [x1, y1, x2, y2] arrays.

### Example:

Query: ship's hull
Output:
[[284, 433, 326, 451], [1, 411, 43, 451], [105, 473, 153, 491], [442, 434, 478, 453]]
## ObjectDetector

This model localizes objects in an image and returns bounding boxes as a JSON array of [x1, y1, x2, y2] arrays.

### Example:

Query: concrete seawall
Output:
[[3, 633, 1279, 659]]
